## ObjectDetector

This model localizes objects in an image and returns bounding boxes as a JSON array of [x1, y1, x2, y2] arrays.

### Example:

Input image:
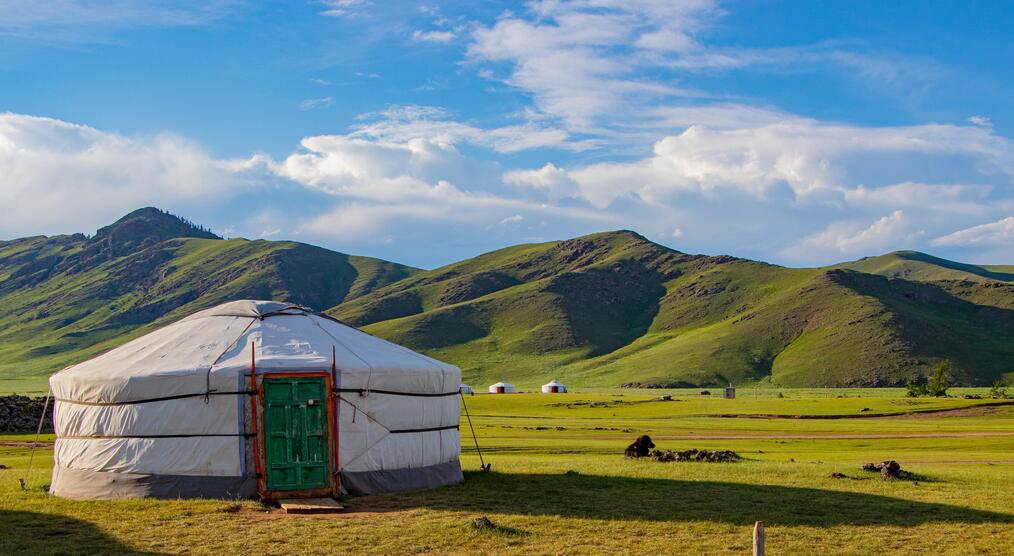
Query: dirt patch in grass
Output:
[[0, 440, 53, 447], [881, 405, 1013, 419], [710, 400, 1014, 420]]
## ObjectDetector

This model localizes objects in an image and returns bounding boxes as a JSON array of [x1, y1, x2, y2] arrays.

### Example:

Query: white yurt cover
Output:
[[48, 300, 463, 500], [459, 384, 473, 395], [541, 380, 567, 393], [488, 382, 516, 393]]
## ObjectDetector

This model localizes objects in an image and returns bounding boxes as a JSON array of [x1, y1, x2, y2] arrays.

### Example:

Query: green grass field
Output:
[[2, 391, 1013, 555]]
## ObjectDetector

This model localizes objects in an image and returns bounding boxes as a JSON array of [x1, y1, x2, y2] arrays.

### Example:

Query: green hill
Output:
[[329, 232, 1014, 389], [3, 210, 1013, 392], [835, 251, 1014, 283], [0, 208, 418, 393]]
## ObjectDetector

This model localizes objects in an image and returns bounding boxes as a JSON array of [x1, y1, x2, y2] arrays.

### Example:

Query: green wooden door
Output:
[[263, 377, 329, 492]]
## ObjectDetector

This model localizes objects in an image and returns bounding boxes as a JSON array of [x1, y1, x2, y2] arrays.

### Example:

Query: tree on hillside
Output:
[[990, 379, 1011, 399], [906, 360, 952, 397], [926, 360, 952, 397]]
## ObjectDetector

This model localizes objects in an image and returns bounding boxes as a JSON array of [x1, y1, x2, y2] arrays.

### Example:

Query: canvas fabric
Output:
[[48, 300, 462, 499]]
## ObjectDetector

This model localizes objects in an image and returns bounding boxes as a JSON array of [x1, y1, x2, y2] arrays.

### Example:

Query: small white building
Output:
[[541, 379, 567, 394], [459, 384, 474, 395], [488, 382, 517, 394]]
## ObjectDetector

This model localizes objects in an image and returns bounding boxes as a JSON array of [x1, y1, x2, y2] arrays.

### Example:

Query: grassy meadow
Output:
[[2, 390, 1013, 554]]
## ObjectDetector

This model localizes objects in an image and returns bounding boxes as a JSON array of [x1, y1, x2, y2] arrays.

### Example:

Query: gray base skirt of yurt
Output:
[[49, 460, 464, 500], [341, 459, 463, 496], [49, 465, 258, 500]]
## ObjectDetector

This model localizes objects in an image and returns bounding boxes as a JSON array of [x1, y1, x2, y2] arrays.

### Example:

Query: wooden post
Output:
[[753, 521, 766, 556]]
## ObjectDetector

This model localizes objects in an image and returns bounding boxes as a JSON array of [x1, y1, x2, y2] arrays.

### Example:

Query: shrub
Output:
[[925, 361, 952, 397], [990, 380, 1010, 399], [907, 361, 952, 398]]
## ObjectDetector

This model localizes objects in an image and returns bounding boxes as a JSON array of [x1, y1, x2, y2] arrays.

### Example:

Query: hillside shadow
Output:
[[0, 509, 163, 554], [898, 251, 1014, 282], [367, 471, 1014, 527], [830, 270, 1014, 383]]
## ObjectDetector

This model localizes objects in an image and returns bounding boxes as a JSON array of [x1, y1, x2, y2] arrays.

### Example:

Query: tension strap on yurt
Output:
[[388, 425, 459, 434], [54, 391, 254, 406], [58, 433, 255, 439], [333, 388, 459, 397]]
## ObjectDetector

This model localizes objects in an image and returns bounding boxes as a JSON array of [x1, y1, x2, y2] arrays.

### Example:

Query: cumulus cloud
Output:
[[503, 163, 579, 200], [266, 127, 607, 242], [530, 120, 1013, 209], [931, 217, 1014, 247], [0, 112, 257, 237], [795, 210, 913, 256]]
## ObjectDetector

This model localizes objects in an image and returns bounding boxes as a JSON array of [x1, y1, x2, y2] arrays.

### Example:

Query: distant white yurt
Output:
[[541, 379, 567, 394], [488, 382, 517, 394], [459, 384, 473, 395], [48, 300, 463, 500]]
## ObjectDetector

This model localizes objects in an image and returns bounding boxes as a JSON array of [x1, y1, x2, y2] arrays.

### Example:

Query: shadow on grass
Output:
[[0, 509, 163, 555], [375, 471, 1014, 527]]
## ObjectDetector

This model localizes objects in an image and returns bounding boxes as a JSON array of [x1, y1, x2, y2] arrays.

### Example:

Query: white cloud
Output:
[[503, 163, 579, 200], [967, 115, 992, 127], [4, 108, 1011, 267], [350, 104, 572, 153], [543, 120, 1014, 209], [0, 112, 256, 237], [412, 30, 455, 43], [299, 97, 333, 110], [931, 217, 1014, 247], [464, 1, 924, 142], [795, 210, 911, 256], [0, 1, 238, 42], [320, 0, 369, 18]]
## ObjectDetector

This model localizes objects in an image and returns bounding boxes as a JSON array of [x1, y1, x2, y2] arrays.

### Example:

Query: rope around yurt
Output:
[[19, 389, 52, 491], [459, 391, 490, 472]]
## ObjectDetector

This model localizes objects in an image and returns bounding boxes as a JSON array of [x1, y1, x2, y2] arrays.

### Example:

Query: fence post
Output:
[[753, 521, 765, 556]]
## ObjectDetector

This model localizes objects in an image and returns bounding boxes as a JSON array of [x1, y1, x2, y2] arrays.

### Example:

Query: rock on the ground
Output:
[[473, 516, 496, 530], [861, 460, 903, 480], [650, 448, 740, 463]]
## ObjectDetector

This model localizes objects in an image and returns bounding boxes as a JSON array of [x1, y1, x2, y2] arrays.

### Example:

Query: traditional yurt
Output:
[[48, 300, 463, 500], [459, 384, 474, 395], [488, 382, 516, 394], [541, 379, 567, 394]]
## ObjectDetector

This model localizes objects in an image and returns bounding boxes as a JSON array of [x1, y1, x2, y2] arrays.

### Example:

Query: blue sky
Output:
[[1, 1, 1012, 268]]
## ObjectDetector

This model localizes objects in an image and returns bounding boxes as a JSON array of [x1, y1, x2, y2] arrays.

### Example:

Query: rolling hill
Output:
[[329, 231, 1014, 389], [2, 209, 1012, 392], [835, 251, 1014, 283], [0, 208, 418, 392]]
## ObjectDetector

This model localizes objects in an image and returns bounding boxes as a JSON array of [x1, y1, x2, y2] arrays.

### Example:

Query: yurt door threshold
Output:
[[257, 373, 338, 500]]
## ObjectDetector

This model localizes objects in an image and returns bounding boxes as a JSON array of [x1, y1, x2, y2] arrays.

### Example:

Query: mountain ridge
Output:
[[328, 231, 1014, 389], [0, 209, 420, 392], [2, 209, 1012, 392]]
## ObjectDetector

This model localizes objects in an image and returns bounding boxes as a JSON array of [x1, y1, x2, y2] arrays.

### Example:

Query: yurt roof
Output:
[[50, 300, 458, 403], [543, 379, 565, 386], [489, 381, 514, 387]]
